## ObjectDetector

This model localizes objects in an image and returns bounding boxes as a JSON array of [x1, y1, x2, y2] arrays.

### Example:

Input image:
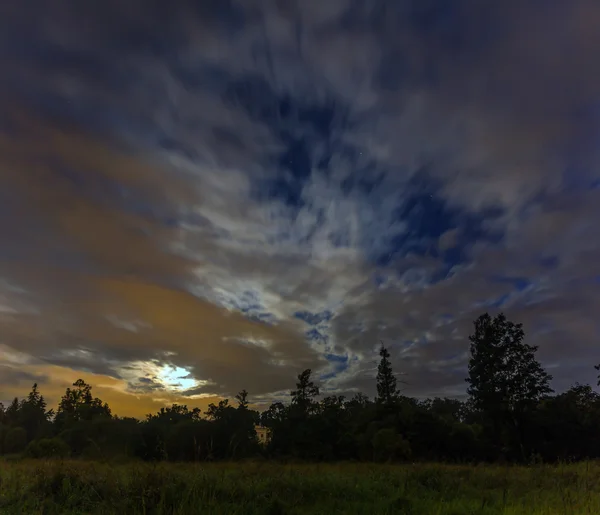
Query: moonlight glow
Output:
[[158, 366, 197, 391]]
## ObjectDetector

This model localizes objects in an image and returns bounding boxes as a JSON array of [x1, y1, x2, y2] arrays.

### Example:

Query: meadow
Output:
[[1, 459, 599, 514]]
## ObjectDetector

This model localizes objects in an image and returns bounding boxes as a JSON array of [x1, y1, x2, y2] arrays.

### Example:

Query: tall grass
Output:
[[1, 460, 599, 514]]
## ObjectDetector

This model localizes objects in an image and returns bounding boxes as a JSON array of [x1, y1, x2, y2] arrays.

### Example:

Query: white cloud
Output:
[[106, 315, 151, 333]]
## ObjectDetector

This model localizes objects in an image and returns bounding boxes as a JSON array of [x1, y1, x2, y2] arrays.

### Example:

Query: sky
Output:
[[1, 1, 600, 417]]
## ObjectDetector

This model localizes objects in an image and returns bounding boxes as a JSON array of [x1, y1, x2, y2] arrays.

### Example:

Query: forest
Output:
[[1, 312, 599, 464]]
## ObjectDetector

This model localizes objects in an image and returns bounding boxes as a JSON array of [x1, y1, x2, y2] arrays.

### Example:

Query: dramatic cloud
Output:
[[0, 1, 599, 414]]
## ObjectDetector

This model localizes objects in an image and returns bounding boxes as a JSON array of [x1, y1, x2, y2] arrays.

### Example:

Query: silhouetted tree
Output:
[[19, 383, 53, 442], [421, 398, 465, 424], [5, 313, 600, 465], [345, 392, 370, 410], [55, 379, 111, 429], [231, 393, 260, 459], [148, 404, 202, 424], [466, 312, 553, 461], [260, 401, 290, 456], [532, 383, 600, 461], [260, 401, 287, 428], [143, 404, 204, 461], [314, 395, 347, 459], [287, 370, 323, 458], [53, 379, 112, 457], [204, 399, 232, 421], [595, 363, 600, 386], [4, 398, 21, 427], [376, 343, 399, 405], [291, 369, 320, 414], [235, 389, 249, 409]]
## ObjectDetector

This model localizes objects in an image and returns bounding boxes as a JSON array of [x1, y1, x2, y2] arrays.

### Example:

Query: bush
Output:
[[58, 426, 88, 456], [0, 424, 7, 454], [372, 428, 412, 462], [4, 427, 27, 454], [25, 438, 70, 459]]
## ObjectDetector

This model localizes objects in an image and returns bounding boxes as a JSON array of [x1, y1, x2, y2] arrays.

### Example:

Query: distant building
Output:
[[255, 425, 271, 445]]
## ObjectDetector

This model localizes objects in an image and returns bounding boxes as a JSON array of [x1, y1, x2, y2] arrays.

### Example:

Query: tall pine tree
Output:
[[291, 369, 320, 414], [376, 343, 399, 405], [235, 389, 249, 409]]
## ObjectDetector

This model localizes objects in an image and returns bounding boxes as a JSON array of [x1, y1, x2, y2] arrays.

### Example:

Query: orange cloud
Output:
[[0, 108, 321, 405], [0, 362, 222, 419]]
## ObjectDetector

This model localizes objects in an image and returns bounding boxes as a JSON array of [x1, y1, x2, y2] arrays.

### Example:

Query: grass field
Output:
[[1, 459, 599, 514]]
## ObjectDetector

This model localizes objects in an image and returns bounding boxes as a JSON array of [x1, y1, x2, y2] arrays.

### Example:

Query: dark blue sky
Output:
[[0, 0, 599, 413]]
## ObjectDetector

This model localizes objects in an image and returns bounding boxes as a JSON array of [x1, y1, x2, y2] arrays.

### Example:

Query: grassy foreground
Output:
[[1, 460, 599, 514]]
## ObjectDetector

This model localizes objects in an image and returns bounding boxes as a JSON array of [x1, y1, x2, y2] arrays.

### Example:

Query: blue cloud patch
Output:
[[294, 310, 333, 326], [305, 328, 329, 345], [377, 174, 504, 273], [225, 76, 343, 209], [320, 353, 349, 380], [491, 276, 532, 292], [221, 290, 277, 325]]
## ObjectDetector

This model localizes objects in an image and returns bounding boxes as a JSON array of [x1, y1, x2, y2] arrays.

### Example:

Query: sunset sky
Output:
[[1, 1, 599, 418]]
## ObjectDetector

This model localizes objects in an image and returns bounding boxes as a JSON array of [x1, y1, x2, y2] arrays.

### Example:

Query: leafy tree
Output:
[[533, 383, 600, 461], [204, 392, 260, 459], [345, 393, 370, 410], [55, 379, 111, 430], [232, 394, 261, 459], [260, 401, 290, 456], [285, 370, 322, 458], [148, 404, 202, 424], [203, 399, 259, 459], [465, 312, 553, 460], [261, 402, 288, 428], [421, 398, 466, 424], [142, 404, 205, 461], [313, 395, 348, 459], [376, 343, 399, 405], [595, 364, 600, 386], [162, 418, 212, 462], [466, 313, 553, 412], [204, 399, 232, 421]]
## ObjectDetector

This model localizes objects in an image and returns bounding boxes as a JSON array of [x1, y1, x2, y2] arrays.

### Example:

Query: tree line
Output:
[[1, 312, 599, 463]]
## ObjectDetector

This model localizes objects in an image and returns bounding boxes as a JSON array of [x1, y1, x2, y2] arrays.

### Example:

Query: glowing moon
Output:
[[158, 365, 197, 391]]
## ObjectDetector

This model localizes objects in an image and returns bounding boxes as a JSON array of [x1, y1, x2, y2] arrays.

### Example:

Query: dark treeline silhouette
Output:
[[1, 313, 599, 464]]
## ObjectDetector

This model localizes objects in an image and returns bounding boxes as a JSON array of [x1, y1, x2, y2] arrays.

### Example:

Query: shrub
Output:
[[4, 427, 27, 454], [372, 428, 412, 462], [0, 424, 7, 454], [25, 438, 70, 459]]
